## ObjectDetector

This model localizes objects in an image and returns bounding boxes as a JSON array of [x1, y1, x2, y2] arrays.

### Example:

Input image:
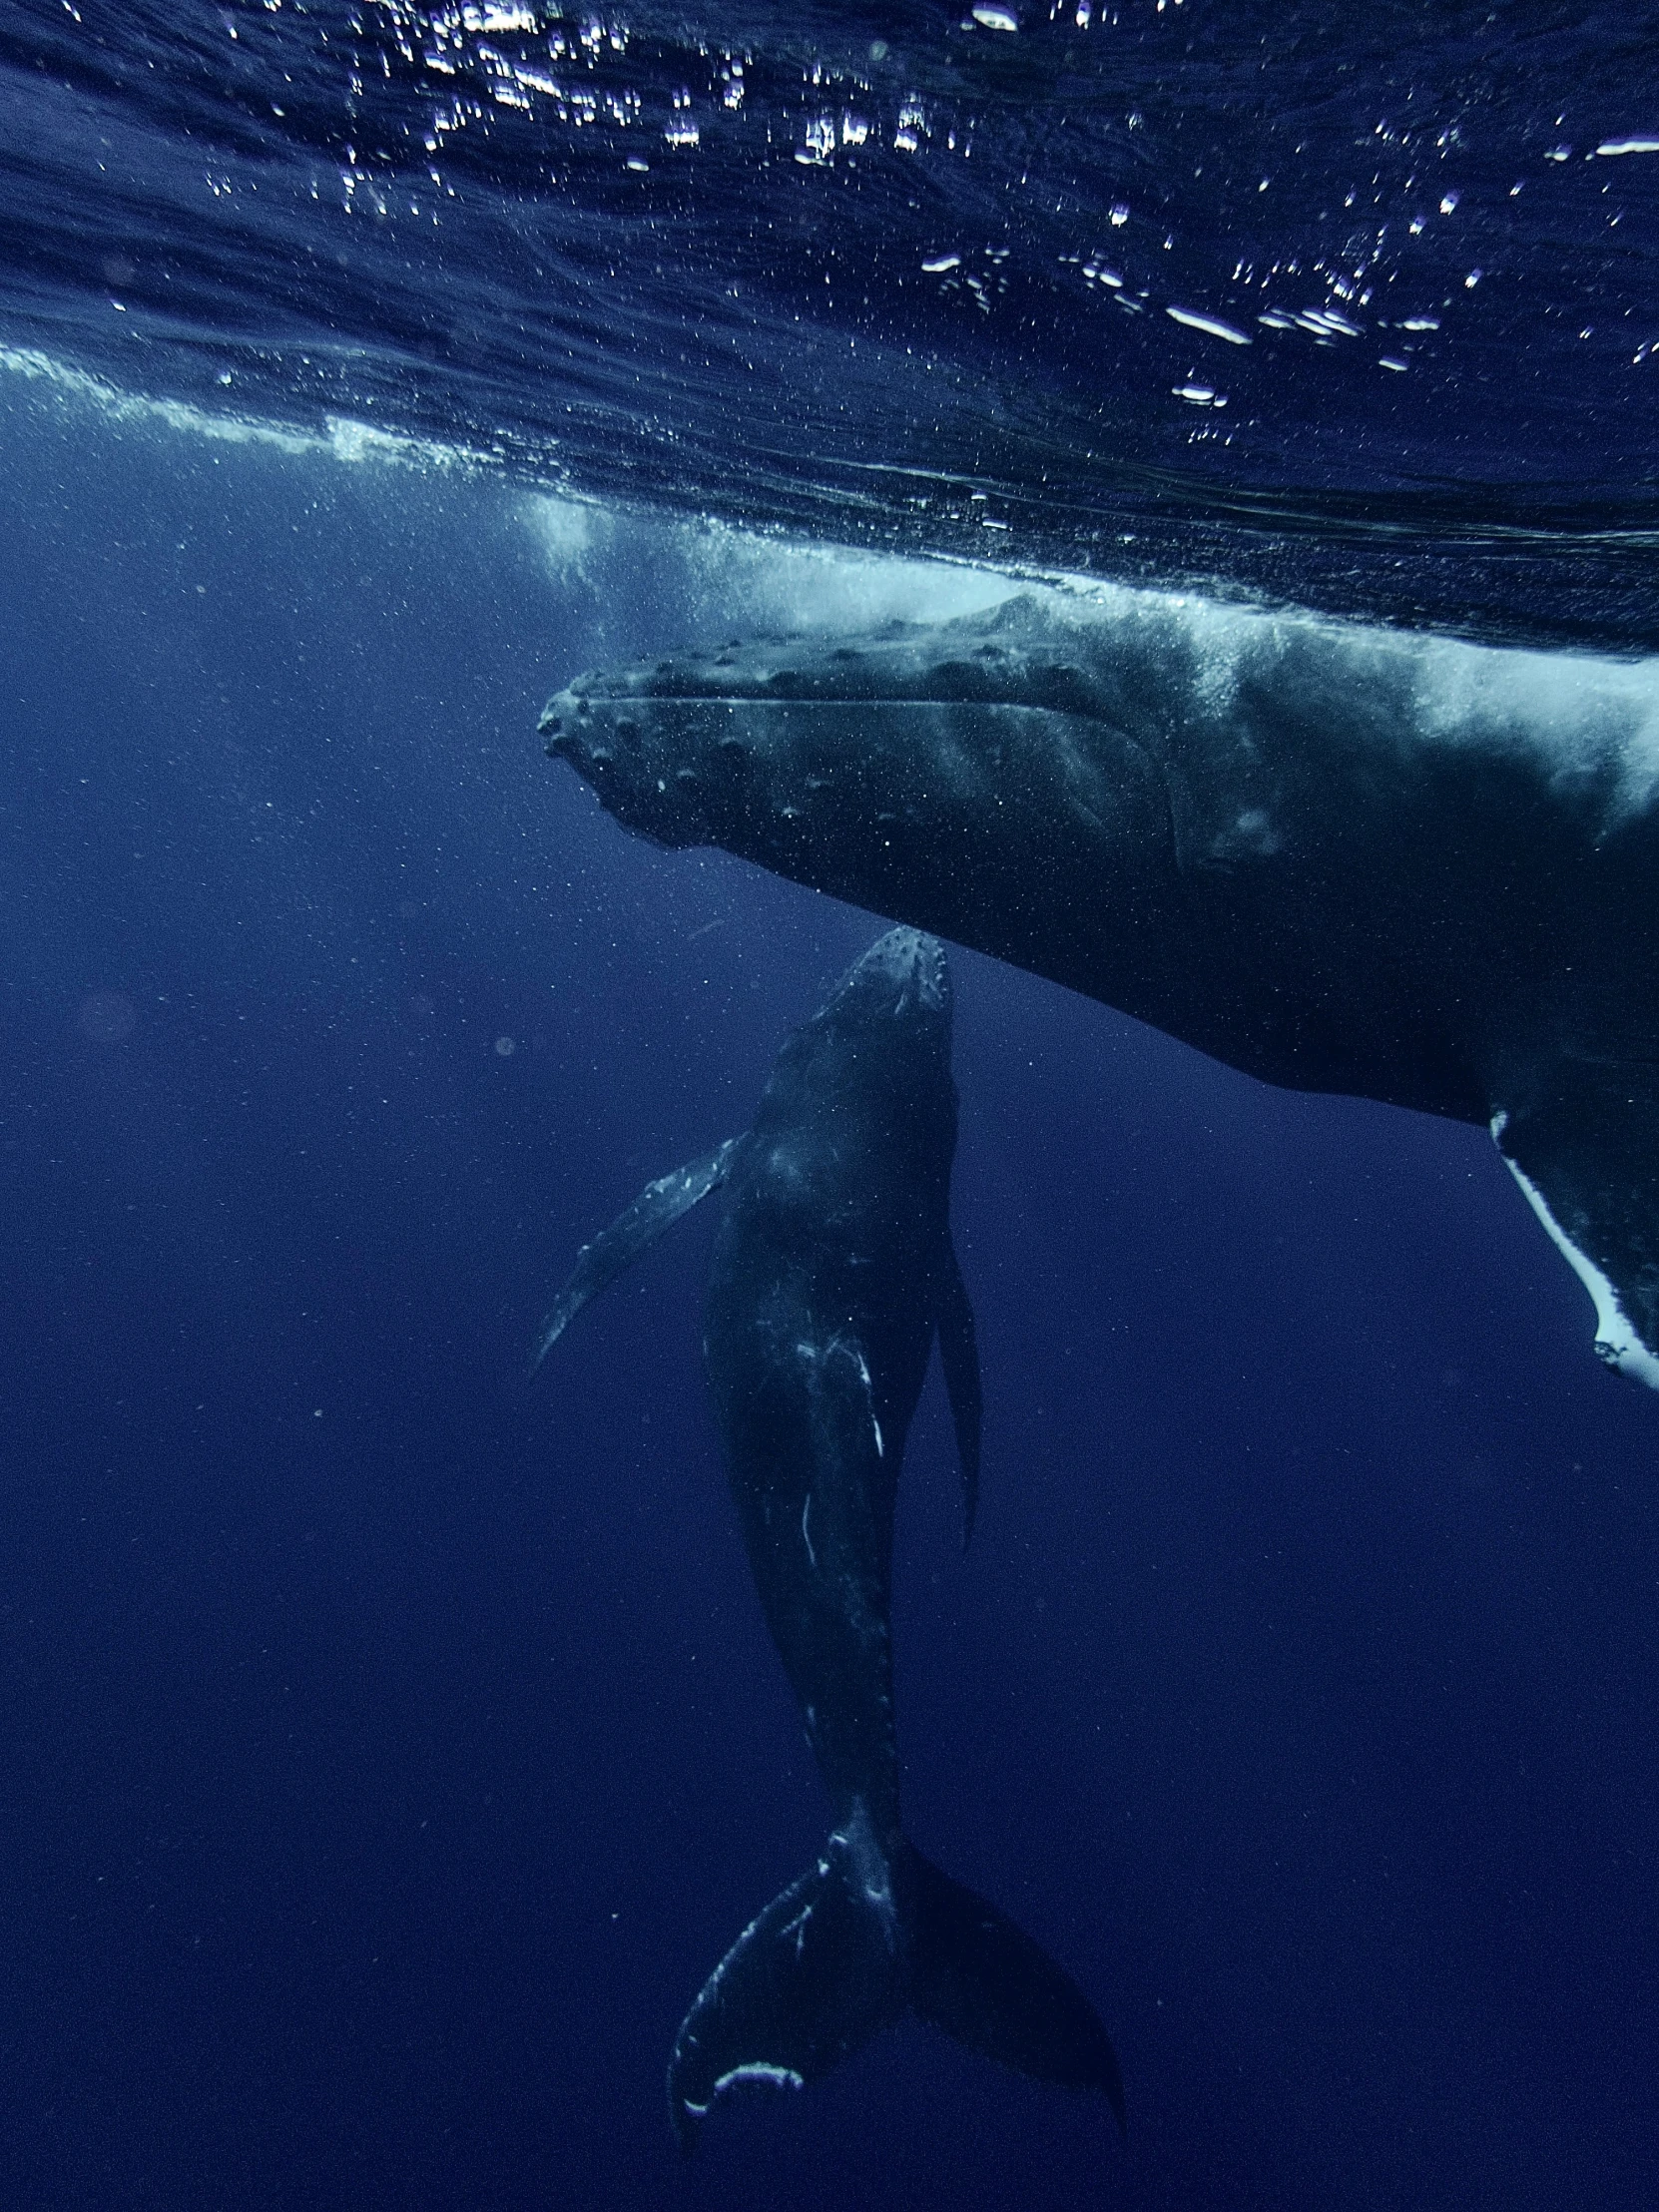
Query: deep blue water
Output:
[[3, 3, 1659, 2207], [3, 367, 1657, 2212]]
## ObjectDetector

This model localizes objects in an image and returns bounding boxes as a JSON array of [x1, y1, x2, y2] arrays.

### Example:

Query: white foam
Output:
[[522, 495, 1019, 633], [1491, 1116, 1659, 1389], [0, 345, 483, 473], [1412, 630, 1659, 823], [1023, 568, 1659, 826], [527, 493, 608, 579]]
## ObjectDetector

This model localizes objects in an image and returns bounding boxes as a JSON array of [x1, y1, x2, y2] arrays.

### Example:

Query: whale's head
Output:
[[536, 597, 1108, 859], [539, 656, 743, 849], [767, 924, 956, 1179], [537, 624, 957, 854], [785, 925, 956, 1139], [830, 925, 951, 1033], [536, 624, 941, 851]]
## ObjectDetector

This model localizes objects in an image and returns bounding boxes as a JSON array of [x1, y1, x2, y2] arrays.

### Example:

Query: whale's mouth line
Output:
[[546, 688, 1091, 723], [568, 694, 1013, 708]]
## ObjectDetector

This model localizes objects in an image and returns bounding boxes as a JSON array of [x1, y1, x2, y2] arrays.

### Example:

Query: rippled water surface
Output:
[[3, 1, 1658, 639]]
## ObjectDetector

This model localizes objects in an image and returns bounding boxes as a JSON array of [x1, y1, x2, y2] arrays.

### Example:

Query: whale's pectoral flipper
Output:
[[908, 1849, 1126, 2133], [935, 1238, 982, 1548], [529, 1137, 740, 1376], [668, 1827, 906, 2155], [1491, 1072, 1659, 1389]]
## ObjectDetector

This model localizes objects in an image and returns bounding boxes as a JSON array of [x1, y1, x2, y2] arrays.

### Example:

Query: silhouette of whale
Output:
[[542, 586, 1659, 1388], [532, 927, 1123, 2149]]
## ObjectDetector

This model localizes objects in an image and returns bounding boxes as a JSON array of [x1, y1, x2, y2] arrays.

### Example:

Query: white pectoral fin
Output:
[[1491, 1089, 1659, 1389], [529, 1136, 739, 1376]]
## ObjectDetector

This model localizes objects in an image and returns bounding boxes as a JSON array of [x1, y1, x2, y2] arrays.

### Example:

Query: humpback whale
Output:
[[540, 586, 1659, 1389], [531, 927, 1123, 2148]]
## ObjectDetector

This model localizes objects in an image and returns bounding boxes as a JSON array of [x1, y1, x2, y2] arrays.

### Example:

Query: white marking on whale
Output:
[[1492, 1116, 1659, 1391], [711, 2062, 806, 2095]]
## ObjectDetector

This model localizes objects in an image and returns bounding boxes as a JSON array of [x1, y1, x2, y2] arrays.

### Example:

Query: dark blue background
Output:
[[1, 376, 1655, 2210]]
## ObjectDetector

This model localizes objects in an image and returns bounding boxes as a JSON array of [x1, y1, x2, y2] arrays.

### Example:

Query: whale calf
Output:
[[541, 587, 1659, 1388], [532, 927, 1123, 2148]]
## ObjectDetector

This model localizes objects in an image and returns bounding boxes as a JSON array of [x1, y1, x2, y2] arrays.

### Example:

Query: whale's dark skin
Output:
[[531, 928, 1123, 2148], [540, 588, 1659, 1388]]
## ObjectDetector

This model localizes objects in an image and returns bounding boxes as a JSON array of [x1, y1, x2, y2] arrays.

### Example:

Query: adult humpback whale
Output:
[[540, 586, 1659, 1389], [531, 927, 1123, 2148]]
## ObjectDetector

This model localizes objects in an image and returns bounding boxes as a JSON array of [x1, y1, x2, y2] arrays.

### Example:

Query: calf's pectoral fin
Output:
[[1491, 1065, 1659, 1388], [936, 1236, 983, 1546], [529, 1137, 740, 1376]]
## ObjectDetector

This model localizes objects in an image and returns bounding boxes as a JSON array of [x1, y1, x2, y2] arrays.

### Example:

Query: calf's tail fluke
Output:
[[906, 1849, 1125, 2125], [667, 1821, 1123, 2152]]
